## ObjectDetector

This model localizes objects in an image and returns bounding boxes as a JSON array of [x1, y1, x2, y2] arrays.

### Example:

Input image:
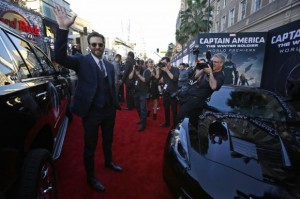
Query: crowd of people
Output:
[[111, 51, 227, 132], [53, 5, 226, 193]]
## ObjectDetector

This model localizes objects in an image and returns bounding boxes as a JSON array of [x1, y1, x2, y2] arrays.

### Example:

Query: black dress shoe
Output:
[[105, 162, 123, 172], [160, 123, 170, 128], [136, 120, 142, 124], [138, 125, 145, 132], [87, 177, 105, 192]]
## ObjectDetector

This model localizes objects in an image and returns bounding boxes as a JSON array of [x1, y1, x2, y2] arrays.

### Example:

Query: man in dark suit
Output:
[[53, 6, 122, 192], [120, 51, 136, 110]]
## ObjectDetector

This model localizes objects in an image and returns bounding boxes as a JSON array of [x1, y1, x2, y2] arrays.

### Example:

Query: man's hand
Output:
[[135, 70, 140, 76], [53, 6, 77, 30], [160, 67, 168, 72], [203, 65, 213, 75]]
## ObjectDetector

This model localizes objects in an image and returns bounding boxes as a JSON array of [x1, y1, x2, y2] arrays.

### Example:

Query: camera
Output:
[[134, 64, 141, 70], [195, 62, 209, 70], [157, 62, 166, 68]]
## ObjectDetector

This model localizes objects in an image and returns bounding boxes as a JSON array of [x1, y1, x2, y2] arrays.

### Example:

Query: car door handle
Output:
[[36, 91, 47, 100]]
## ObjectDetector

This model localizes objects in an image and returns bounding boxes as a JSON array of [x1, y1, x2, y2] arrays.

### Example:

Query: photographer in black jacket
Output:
[[175, 53, 225, 126], [120, 51, 136, 110], [157, 57, 179, 128], [129, 60, 151, 131]]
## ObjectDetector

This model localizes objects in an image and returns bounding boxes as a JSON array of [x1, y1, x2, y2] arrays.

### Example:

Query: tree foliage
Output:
[[176, 0, 213, 45]]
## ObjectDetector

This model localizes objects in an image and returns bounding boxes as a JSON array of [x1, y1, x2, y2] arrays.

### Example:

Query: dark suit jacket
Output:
[[54, 29, 119, 117]]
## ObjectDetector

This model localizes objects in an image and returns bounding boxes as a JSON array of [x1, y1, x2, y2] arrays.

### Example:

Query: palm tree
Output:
[[175, 29, 189, 46], [176, 0, 213, 44]]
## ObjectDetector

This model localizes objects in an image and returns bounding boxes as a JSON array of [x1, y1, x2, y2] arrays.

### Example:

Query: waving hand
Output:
[[53, 6, 77, 30]]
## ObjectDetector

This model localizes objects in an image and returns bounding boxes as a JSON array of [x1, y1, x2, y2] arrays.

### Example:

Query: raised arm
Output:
[[53, 6, 77, 30]]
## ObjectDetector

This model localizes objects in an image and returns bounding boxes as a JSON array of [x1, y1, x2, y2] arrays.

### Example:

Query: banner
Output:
[[197, 32, 267, 87], [261, 19, 300, 99]]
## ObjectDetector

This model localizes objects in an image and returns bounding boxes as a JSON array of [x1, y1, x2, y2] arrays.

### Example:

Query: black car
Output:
[[163, 85, 300, 199], [0, 23, 71, 198]]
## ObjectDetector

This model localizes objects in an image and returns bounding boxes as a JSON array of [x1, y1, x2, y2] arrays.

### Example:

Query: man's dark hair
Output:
[[128, 51, 134, 59], [179, 63, 185, 67], [115, 54, 121, 59], [87, 31, 105, 44], [161, 56, 170, 63]]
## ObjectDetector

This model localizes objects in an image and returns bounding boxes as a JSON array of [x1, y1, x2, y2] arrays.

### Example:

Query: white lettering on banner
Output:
[[271, 29, 300, 44], [200, 37, 265, 44], [200, 38, 230, 44], [279, 46, 300, 54], [293, 40, 300, 45], [231, 37, 265, 43]]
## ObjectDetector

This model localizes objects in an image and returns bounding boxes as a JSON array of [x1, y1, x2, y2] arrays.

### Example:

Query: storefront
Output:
[[0, 1, 46, 52]]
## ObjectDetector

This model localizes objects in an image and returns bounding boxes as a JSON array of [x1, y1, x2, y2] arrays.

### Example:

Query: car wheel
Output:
[[20, 149, 57, 199]]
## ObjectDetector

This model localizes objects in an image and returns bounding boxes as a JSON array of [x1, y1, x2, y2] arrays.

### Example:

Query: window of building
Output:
[[228, 8, 235, 27], [216, 0, 221, 14], [224, 0, 228, 8], [215, 21, 219, 32], [239, 0, 247, 21], [253, 0, 262, 12], [221, 15, 227, 31]]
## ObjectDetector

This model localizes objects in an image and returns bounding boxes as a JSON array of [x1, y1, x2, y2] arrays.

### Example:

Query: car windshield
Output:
[[207, 87, 291, 122]]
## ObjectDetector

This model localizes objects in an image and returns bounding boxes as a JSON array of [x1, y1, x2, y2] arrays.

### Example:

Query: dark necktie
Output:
[[99, 60, 106, 76]]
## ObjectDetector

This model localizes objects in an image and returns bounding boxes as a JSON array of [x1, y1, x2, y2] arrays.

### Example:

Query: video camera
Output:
[[157, 62, 166, 68], [195, 62, 210, 70], [134, 65, 141, 70], [195, 51, 213, 70]]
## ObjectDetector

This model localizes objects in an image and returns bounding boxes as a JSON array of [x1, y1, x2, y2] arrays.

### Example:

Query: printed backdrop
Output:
[[261, 19, 300, 99], [197, 32, 267, 87]]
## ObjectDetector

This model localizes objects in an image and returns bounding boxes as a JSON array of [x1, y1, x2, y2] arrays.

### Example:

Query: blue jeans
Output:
[[134, 94, 148, 126]]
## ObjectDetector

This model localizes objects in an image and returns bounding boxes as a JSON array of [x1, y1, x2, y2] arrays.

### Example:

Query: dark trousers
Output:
[[118, 83, 125, 102], [134, 94, 148, 126], [162, 94, 178, 126], [125, 81, 135, 109], [82, 106, 116, 178], [176, 97, 205, 126]]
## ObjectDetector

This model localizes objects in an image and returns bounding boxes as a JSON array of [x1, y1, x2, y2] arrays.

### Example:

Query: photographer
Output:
[[157, 57, 179, 128], [129, 60, 151, 132], [175, 53, 225, 126], [120, 51, 136, 110]]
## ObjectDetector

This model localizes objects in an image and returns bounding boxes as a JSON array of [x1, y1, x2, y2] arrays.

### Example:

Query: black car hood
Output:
[[186, 112, 300, 198]]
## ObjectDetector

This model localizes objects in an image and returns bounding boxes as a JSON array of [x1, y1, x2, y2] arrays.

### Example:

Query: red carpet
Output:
[[55, 99, 174, 198]]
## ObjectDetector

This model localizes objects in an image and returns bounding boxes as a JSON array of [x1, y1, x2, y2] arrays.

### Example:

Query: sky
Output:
[[68, 0, 181, 59]]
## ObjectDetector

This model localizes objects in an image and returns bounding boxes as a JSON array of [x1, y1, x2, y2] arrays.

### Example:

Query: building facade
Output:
[[211, 0, 300, 33]]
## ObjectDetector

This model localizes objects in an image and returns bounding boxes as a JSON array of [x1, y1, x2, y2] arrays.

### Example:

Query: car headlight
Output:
[[170, 119, 190, 170]]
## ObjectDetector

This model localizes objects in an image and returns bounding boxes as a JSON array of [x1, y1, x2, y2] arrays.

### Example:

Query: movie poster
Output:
[[197, 32, 267, 87], [261, 19, 300, 99]]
